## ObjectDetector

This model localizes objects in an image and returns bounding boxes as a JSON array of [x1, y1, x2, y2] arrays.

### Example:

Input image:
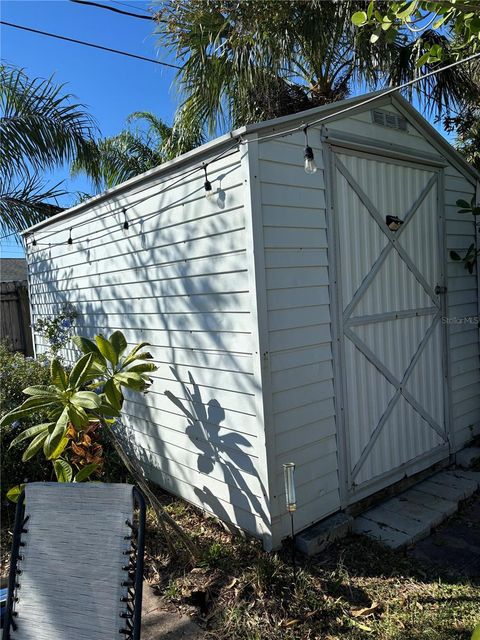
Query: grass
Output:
[[143, 488, 480, 640]]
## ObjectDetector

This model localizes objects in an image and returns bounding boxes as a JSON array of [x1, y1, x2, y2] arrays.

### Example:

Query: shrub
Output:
[[33, 303, 77, 358], [0, 342, 51, 515]]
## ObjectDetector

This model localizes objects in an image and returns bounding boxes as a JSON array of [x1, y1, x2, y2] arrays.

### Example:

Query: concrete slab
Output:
[[413, 478, 467, 503], [403, 489, 458, 518], [379, 495, 446, 529], [455, 447, 480, 469], [426, 470, 478, 499], [296, 512, 352, 556], [359, 505, 431, 543], [352, 467, 479, 550], [449, 469, 480, 488], [353, 516, 412, 549]]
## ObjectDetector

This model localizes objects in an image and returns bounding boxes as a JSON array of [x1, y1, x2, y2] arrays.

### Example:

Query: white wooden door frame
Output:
[[325, 143, 451, 506]]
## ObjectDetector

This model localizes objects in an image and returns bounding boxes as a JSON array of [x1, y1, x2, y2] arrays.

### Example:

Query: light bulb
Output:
[[67, 229, 74, 252], [204, 179, 214, 200], [304, 146, 317, 174], [123, 220, 130, 236]]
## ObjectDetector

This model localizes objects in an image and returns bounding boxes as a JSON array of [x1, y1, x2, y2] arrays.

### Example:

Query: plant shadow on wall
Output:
[[164, 368, 269, 536]]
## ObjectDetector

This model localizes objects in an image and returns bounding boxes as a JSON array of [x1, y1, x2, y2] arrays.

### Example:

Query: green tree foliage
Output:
[[72, 111, 203, 191], [352, 1, 480, 62], [0, 65, 96, 235], [154, 0, 476, 141]]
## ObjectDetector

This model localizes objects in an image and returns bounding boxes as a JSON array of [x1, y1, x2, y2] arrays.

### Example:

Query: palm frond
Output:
[[0, 173, 64, 235], [0, 65, 98, 177]]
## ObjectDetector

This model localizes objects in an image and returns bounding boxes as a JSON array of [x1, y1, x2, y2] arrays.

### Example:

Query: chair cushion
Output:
[[12, 482, 134, 640]]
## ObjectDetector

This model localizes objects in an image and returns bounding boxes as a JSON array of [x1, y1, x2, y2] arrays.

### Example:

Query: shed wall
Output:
[[444, 167, 480, 447], [257, 130, 340, 542], [27, 148, 273, 543]]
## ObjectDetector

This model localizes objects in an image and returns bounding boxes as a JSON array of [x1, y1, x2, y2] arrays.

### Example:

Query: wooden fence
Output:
[[0, 281, 34, 355]]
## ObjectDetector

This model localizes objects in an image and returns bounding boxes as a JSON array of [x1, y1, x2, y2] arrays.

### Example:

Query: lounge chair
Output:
[[3, 482, 145, 640]]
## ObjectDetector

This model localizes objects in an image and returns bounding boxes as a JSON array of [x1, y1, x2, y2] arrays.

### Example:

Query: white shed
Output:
[[24, 92, 480, 550]]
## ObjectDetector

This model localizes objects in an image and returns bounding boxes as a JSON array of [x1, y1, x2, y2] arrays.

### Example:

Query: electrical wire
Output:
[[0, 230, 21, 241], [243, 51, 480, 146], [25, 142, 241, 250], [0, 20, 180, 69], [111, 1, 150, 13], [69, 0, 154, 21]]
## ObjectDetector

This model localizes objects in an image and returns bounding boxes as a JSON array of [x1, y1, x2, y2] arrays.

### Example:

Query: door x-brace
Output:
[[335, 158, 445, 482]]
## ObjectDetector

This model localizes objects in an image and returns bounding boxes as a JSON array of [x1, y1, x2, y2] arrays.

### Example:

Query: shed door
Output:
[[332, 149, 449, 500]]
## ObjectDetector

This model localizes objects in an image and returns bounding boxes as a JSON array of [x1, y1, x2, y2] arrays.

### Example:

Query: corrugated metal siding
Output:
[[444, 166, 480, 447], [333, 149, 447, 494], [27, 149, 272, 542], [258, 131, 340, 542]]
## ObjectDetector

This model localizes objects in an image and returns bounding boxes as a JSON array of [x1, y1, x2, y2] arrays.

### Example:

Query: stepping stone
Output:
[[402, 489, 457, 518], [379, 495, 446, 529], [428, 470, 479, 499], [450, 469, 480, 488], [353, 516, 412, 549], [354, 468, 479, 551], [414, 479, 465, 504], [359, 505, 431, 542]]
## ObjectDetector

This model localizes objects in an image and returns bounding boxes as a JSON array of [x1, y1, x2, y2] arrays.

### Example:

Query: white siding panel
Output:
[[27, 148, 272, 541], [258, 129, 340, 544], [444, 168, 480, 449]]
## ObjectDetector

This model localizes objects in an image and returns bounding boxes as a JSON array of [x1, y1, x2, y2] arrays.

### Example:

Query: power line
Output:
[[0, 230, 21, 241], [0, 20, 181, 70], [246, 51, 480, 145], [111, 1, 150, 13], [69, 0, 154, 21]]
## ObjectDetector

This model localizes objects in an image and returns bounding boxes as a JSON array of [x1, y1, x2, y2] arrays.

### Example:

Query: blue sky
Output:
[[1, 0, 177, 257], [1, 1, 455, 259]]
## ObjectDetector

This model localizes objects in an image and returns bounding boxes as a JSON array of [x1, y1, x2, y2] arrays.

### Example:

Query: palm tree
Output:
[[0, 65, 96, 236], [72, 111, 204, 192], [445, 59, 480, 172], [155, 0, 478, 140]]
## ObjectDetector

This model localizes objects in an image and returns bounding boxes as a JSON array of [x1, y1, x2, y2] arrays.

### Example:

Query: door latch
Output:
[[435, 285, 447, 295]]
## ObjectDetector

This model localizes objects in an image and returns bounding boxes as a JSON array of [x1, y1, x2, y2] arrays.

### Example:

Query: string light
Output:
[[203, 164, 214, 200], [303, 127, 317, 175], [122, 209, 130, 235], [67, 228, 74, 251], [32, 234, 37, 247]]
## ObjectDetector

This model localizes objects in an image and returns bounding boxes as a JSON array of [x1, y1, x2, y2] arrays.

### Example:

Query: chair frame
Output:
[[3, 486, 146, 640]]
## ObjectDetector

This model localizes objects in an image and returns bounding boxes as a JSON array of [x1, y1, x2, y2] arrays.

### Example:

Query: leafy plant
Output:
[[449, 197, 480, 274], [352, 1, 480, 62], [1, 330, 156, 487], [34, 303, 78, 358]]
